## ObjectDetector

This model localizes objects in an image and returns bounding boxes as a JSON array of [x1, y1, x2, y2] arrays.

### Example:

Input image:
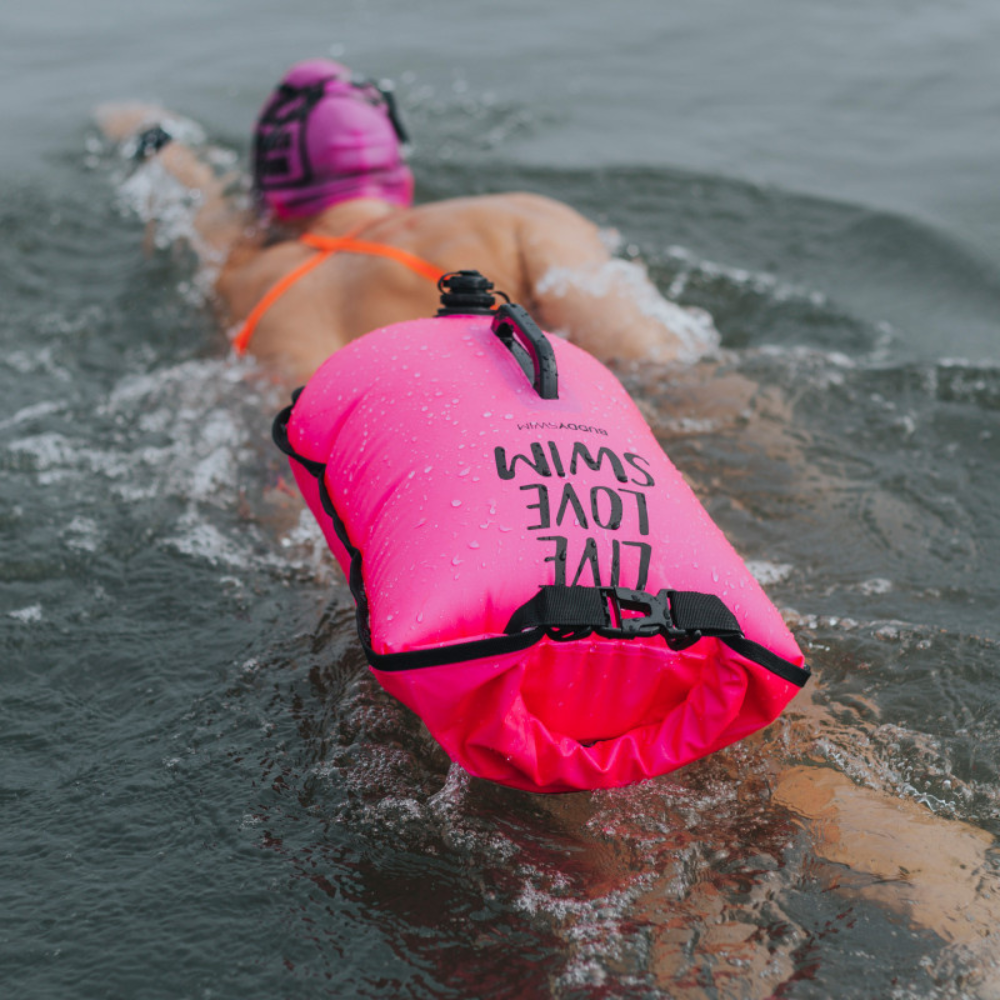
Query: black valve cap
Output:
[[437, 270, 497, 315]]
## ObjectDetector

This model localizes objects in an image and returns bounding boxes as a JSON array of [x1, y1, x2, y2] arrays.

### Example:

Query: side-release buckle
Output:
[[596, 587, 701, 649]]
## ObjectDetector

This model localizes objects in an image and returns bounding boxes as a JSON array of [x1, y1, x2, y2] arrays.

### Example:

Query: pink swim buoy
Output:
[[273, 272, 809, 792]]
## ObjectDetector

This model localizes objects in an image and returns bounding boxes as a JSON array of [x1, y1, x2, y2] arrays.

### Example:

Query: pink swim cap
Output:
[[253, 59, 414, 220]]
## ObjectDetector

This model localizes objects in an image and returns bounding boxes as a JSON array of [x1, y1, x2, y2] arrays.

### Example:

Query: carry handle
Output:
[[491, 303, 559, 400]]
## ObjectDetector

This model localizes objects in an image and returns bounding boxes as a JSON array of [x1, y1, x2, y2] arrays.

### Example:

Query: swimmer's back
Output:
[[219, 193, 594, 382]]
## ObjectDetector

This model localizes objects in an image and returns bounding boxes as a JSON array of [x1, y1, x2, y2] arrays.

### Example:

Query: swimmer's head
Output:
[[253, 59, 414, 220]]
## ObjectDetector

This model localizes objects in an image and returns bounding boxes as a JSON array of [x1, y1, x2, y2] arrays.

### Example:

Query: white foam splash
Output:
[[665, 244, 827, 308], [4, 346, 73, 382], [745, 560, 794, 585], [0, 400, 65, 432], [536, 258, 720, 363], [279, 510, 337, 584], [9, 604, 43, 623], [62, 516, 102, 554], [163, 508, 255, 569], [4, 349, 335, 583], [104, 359, 257, 505], [110, 115, 237, 292], [6, 432, 78, 471], [116, 162, 221, 281]]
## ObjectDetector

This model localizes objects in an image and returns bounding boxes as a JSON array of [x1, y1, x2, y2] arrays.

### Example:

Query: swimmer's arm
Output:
[[514, 195, 686, 363], [770, 687, 1000, 956], [94, 102, 247, 263], [773, 764, 1000, 950]]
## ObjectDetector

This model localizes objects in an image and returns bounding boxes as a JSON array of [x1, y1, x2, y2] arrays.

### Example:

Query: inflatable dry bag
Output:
[[273, 272, 809, 792]]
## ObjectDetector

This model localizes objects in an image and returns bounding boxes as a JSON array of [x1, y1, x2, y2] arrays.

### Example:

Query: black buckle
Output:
[[595, 588, 701, 649]]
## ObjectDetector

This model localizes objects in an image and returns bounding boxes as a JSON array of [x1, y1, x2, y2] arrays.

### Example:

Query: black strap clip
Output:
[[505, 584, 735, 651], [596, 587, 701, 649]]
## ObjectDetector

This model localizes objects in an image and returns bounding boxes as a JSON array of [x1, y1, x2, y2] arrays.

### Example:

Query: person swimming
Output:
[[94, 62, 1000, 978], [97, 59, 710, 384]]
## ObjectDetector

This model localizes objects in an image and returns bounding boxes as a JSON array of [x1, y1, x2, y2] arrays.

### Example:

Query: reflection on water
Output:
[[233, 605, 1000, 997]]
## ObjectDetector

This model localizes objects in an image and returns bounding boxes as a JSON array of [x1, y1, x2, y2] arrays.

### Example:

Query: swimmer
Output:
[[96, 59, 699, 385], [97, 64, 1000, 988]]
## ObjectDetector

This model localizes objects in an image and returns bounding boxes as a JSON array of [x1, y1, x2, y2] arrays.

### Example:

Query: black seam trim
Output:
[[721, 636, 810, 688], [272, 399, 811, 687]]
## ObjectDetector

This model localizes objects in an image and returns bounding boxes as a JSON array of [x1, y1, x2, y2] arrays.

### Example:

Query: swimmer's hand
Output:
[[93, 101, 247, 265], [93, 102, 172, 142]]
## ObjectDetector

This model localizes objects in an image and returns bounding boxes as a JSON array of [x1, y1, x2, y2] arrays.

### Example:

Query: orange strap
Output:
[[300, 233, 446, 284], [232, 229, 445, 355]]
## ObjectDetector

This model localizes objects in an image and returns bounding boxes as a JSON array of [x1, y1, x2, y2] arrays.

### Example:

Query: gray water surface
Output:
[[3, 2, 1000, 997]]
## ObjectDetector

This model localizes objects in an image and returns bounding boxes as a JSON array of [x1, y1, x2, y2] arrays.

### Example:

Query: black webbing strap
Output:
[[670, 590, 741, 635], [505, 585, 608, 633], [272, 401, 810, 687], [506, 586, 809, 687], [508, 586, 741, 639]]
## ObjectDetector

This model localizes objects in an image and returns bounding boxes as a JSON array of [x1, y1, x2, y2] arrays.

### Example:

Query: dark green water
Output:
[[3, 2, 1000, 997]]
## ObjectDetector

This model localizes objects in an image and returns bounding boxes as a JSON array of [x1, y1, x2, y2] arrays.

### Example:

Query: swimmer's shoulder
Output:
[[410, 191, 587, 225], [399, 194, 598, 264], [216, 226, 314, 317]]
